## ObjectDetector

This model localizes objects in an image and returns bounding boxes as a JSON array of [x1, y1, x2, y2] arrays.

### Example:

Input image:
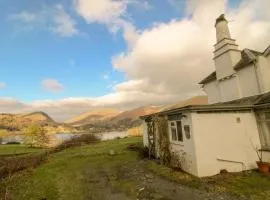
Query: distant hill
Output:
[[65, 97, 208, 133], [66, 106, 161, 132], [110, 106, 161, 124], [0, 112, 75, 134], [161, 96, 208, 111], [66, 108, 121, 126]]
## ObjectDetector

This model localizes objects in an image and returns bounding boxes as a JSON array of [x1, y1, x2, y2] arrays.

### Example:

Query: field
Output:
[[0, 144, 44, 156], [0, 137, 270, 200]]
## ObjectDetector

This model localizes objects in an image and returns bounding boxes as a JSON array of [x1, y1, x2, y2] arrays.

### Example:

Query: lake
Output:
[[0, 131, 129, 145]]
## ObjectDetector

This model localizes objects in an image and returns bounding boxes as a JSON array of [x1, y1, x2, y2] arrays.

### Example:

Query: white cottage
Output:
[[141, 15, 270, 177]]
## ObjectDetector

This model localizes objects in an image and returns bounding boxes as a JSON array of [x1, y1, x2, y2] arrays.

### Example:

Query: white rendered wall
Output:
[[257, 56, 270, 93], [168, 112, 198, 176], [191, 111, 261, 177], [219, 76, 241, 102], [214, 50, 241, 80], [203, 81, 221, 104], [237, 64, 260, 97], [262, 151, 270, 163]]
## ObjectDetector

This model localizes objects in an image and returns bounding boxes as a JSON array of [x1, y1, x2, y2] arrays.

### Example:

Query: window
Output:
[[171, 122, 177, 141], [257, 112, 270, 149], [177, 121, 183, 142], [184, 125, 191, 139], [170, 121, 183, 142]]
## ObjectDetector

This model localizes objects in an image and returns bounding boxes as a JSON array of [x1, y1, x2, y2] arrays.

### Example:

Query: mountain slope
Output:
[[66, 106, 161, 132], [0, 111, 56, 131], [110, 106, 161, 124], [66, 108, 121, 126], [161, 96, 208, 111]]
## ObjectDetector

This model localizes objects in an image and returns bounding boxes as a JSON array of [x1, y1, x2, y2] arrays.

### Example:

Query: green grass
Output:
[[0, 144, 44, 156], [1, 137, 270, 200], [147, 160, 270, 199], [0, 137, 142, 200]]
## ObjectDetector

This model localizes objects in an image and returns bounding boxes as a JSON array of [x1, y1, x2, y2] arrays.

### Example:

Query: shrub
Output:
[[52, 134, 100, 153], [0, 153, 47, 179], [138, 146, 150, 159], [6, 141, 20, 145], [24, 125, 50, 148]]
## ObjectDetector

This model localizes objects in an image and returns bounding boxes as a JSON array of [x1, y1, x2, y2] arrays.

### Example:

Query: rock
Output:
[[145, 174, 153, 179], [109, 149, 115, 155], [139, 187, 145, 192]]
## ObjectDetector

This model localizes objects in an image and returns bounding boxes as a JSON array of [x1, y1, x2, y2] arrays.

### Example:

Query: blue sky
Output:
[[0, 0, 186, 102], [0, 0, 269, 121]]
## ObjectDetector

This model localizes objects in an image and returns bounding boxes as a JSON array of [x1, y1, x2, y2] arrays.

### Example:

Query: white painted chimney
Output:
[[213, 14, 241, 80]]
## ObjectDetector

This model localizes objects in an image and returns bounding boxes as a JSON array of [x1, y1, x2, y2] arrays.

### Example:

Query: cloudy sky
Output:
[[0, 0, 269, 121]]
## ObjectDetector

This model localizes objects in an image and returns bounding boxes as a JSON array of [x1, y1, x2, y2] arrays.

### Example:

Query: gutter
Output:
[[140, 104, 254, 120]]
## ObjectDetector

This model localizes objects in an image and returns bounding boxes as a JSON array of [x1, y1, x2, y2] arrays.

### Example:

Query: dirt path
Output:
[[84, 160, 241, 200]]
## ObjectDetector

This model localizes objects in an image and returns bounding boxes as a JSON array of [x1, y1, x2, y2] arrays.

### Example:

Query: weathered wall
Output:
[[203, 80, 221, 104], [257, 56, 270, 93], [168, 112, 198, 176], [142, 122, 148, 147], [219, 77, 241, 102], [214, 50, 241, 80], [191, 111, 261, 177], [237, 64, 260, 97], [262, 151, 270, 163]]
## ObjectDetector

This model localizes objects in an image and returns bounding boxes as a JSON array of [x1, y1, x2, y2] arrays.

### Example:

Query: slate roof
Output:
[[199, 72, 216, 84], [199, 48, 264, 85], [140, 91, 270, 120], [234, 49, 263, 70]]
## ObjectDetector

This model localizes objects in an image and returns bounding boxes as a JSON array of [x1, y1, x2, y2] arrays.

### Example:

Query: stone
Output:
[[109, 149, 115, 155]]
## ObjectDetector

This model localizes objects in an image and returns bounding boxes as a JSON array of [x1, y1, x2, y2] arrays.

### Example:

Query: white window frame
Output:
[[169, 120, 184, 143], [257, 112, 270, 150]]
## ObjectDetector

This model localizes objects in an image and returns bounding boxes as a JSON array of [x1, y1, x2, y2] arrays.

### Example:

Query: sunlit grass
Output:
[[0, 144, 44, 156]]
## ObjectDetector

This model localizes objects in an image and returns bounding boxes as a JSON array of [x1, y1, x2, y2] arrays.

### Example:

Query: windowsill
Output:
[[170, 141, 184, 146]]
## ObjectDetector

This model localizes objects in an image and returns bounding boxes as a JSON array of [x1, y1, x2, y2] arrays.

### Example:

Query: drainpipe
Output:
[[217, 158, 246, 171]]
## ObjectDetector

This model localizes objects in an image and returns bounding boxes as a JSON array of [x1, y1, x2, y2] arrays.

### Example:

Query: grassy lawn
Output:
[[0, 137, 270, 200], [0, 137, 142, 200], [147, 158, 270, 199], [0, 144, 44, 156]]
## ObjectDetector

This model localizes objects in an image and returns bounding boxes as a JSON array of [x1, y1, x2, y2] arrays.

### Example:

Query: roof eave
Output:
[[140, 104, 254, 120]]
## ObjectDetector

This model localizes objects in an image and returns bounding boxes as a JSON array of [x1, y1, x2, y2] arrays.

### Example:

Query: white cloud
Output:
[[52, 5, 79, 37], [112, 0, 270, 102], [75, 0, 139, 46], [9, 5, 79, 37], [42, 79, 65, 93], [2, 0, 270, 121], [0, 82, 7, 89], [9, 11, 37, 23], [75, 0, 128, 24]]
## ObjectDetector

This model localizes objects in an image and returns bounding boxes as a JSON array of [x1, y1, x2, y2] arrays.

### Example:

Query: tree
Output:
[[24, 125, 50, 147]]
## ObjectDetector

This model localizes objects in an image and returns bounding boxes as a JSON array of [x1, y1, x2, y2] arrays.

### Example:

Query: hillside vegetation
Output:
[[67, 106, 161, 132], [66, 96, 208, 133], [66, 108, 121, 126], [0, 112, 75, 134]]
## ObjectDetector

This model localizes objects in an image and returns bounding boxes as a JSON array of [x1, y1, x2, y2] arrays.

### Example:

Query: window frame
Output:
[[169, 120, 184, 143], [257, 112, 270, 150]]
